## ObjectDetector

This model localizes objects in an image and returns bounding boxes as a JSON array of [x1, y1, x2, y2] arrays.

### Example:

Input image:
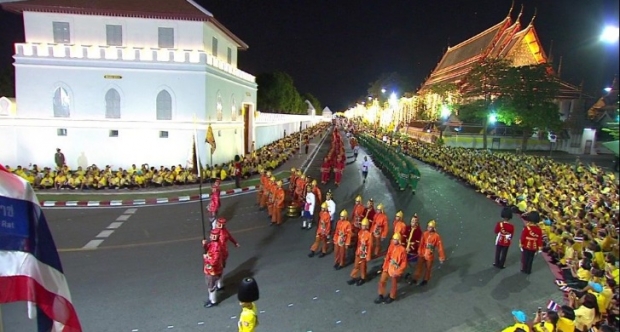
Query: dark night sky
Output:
[[0, 0, 618, 110]]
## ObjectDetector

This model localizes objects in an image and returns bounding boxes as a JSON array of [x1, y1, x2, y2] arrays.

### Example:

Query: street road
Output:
[[3, 132, 563, 331]]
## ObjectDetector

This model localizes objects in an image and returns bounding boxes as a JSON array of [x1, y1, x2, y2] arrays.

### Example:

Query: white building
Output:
[[0, 0, 277, 169]]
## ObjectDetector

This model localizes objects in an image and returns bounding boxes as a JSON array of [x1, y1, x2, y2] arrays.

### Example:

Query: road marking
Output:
[[125, 208, 137, 214], [82, 239, 104, 249], [96, 230, 115, 238], [116, 214, 131, 221], [107, 222, 123, 229]]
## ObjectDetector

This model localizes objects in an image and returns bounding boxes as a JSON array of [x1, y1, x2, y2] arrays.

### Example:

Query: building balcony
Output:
[[14, 43, 255, 83]]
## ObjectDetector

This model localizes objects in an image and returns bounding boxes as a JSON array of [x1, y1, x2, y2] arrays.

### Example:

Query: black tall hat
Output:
[[523, 211, 540, 223], [501, 207, 513, 220], [237, 277, 260, 303]]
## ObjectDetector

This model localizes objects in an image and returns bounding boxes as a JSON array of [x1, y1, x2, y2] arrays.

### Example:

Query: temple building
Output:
[[0, 0, 315, 169], [419, 5, 583, 124]]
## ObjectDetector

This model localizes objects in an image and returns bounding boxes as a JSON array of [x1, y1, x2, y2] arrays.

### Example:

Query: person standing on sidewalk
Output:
[[519, 211, 543, 275], [361, 156, 370, 184], [493, 207, 515, 269], [234, 156, 242, 188], [54, 148, 65, 169]]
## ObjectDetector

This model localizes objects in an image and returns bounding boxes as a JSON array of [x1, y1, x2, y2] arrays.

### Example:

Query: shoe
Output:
[[347, 278, 358, 285], [318, 253, 326, 258], [384, 297, 394, 304], [308, 251, 315, 258], [419, 280, 428, 286], [203, 301, 218, 308], [374, 295, 385, 304], [333, 263, 339, 269], [356, 279, 365, 286], [270, 223, 276, 226], [335, 265, 342, 270]]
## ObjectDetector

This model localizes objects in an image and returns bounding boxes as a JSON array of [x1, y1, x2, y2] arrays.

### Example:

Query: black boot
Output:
[[419, 280, 428, 286], [347, 278, 358, 285], [384, 297, 394, 304], [318, 252, 326, 258], [374, 295, 385, 304], [308, 251, 315, 258], [356, 279, 365, 286]]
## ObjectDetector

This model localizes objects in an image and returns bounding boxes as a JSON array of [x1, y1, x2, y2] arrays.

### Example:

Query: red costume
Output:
[[519, 221, 542, 274], [320, 159, 332, 184], [203, 229, 224, 307], [214, 218, 239, 264], [493, 220, 514, 269], [333, 160, 345, 185], [208, 181, 221, 215]]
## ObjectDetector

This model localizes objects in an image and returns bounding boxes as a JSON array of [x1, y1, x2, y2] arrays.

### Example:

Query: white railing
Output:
[[254, 112, 316, 124], [14, 43, 255, 83]]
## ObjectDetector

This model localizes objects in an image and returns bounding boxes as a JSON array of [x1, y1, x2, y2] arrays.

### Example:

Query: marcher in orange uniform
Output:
[[412, 220, 446, 286], [308, 202, 331, 258], [404, 214, 422, 284], [333, 209, 352, 270], [256, 169, 265, 207], [519, 211, 543, 275], [320, 157, 331, 184], [351, 196, 365, 242], [266, 176, 276, 219], [392, 211, 407, 245], [295, 173, 307, 204], [311, 179, 322, 205], [493, 207, 515, 269], [271, 180, 286, 226], [289, 167, 297, 198], [347, 218, 373, 286], [370, 203, 389, 256], [374, 233, 408, 304], [259, 171, 272, 211]]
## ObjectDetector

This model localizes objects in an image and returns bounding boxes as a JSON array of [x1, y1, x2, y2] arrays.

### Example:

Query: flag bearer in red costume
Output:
[[494, 207, 515, 269], [320, 157, 331, 184], [371, 203, 389, 256], [208, 179, 221, 229], [374, 233, 408, 304], [412, 220, 446, 286], [289, 167, 297, 199], [519, 211, 543, 275], [392, 211, 407, 244], [203, 229, 224, 308], [271, 180, 286, 226], [351, 195, 365, 242], [333, 209, 352, 270], [404, 214, 423, 284], [259, 171, 272, 211], [266, 176, 276, 219], [333, 157, 345, 186], [308, 202, 331, 258], [347, 218, 373, 286], [256, 169, 265, 207], [208, 218, 239, 290]]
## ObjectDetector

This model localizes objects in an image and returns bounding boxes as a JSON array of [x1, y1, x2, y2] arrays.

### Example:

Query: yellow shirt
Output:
[[556, 317, 575, 332], [532, 321, 554, 332], [576, 267, 591, 281], [501, 322, 530, 332], [238, 303, 258, 332]]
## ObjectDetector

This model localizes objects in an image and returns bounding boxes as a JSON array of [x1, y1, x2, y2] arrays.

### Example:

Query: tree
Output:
[[367, 72, 414, 103], [496, 64, 562, 150], [603, 121, 619, 140], [256, 71, 304, 114], [462, 58, 511, 148], [0, 66, 15, 97], [302, 92, 322, 115]]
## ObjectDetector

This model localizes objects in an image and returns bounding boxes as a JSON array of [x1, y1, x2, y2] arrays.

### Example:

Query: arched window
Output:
[[216, 93, 223, 121], [53, 87, 70, 117], [156, 90, 172, 120], [231, 96, 237, 121], [105, 89, 121, 119]]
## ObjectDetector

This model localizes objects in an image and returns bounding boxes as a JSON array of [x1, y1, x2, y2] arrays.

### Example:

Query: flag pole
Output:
[[193, 115, 206, 239]]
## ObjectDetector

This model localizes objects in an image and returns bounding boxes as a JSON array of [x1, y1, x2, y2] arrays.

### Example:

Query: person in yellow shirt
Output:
[[501, 310, 530, 332], [556, 305, 576, 332], [238, 302, 258, 332], [532, 309, 559, 332]]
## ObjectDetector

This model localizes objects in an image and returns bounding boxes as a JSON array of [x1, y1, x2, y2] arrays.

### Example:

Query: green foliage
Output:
[[257, 71, 310, 114], [435, 137, 445, 146], [0, 66, 15, 97], [429, 82, 458, 100], [367, 72, 414, 102], [462, 58, 511, 99], [457, 99, 487, 124], [603, 121, 620, 140]]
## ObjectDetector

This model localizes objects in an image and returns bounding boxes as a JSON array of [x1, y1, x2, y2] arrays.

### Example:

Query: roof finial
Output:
[[528, 7, 537, 26], [507, 0, 515, 17], [517, 4, 524, 21]]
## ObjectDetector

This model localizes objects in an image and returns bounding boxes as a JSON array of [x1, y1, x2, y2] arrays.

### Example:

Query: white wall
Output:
[[203, 22, 238, 65]]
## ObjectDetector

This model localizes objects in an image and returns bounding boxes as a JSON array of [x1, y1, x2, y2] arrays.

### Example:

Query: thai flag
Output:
[[0, 165, 82, 331], [547, 300, 559, 311]]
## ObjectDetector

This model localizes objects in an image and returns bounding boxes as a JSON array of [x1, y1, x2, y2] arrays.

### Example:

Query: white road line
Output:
[[125, 208, 138, 214], [107, 222, 123, 229], [116, 214, 131, 221], [96, 230, 115, 238], [82, 239, 104, 249]]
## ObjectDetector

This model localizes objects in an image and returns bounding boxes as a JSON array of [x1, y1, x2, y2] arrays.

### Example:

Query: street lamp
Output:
[[600, 25, 619, 43], [604, 87, 612, 93], [489, 113, 497, 124], [381, 88, 386, 94]]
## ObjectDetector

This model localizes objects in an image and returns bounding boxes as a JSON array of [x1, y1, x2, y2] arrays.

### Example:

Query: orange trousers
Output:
[[267, 201, 274, 216], [257, 190, 262, 205], [414, 255, 434, 282], [334, 245, 347, 266], [372, 236, 382, 256], [350, 256, 368, 280], [259, 193, 268, 209], [378, 271, 400, 299], [271, 206, 283, 224], [310, 235, 328, 253]]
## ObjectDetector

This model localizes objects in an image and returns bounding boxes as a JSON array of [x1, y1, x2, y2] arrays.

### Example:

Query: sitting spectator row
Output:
[[5, 122, 331, 190]]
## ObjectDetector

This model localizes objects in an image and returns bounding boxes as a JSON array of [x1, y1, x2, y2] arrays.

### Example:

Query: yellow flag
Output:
[[205, 124, 216, 154]]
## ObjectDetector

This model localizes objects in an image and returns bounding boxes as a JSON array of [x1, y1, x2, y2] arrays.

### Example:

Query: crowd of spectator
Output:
[[4, 122, 331, 191]]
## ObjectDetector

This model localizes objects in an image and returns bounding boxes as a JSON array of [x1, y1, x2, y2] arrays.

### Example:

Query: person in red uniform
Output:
[[320, 157, 332, 184], [207, 218, 239, 290], [371, 203, 389, 257], [363, 199, 375, 224], [494, 207, 515, 269], [333, 209, 352, 270], [374, 233, 408, 304], [333, 158, 345, 186], [347, 218, 373, 286], [234, 157, 243, 188], [208, 179, 221, 228], [308, 202, 331, 258], [412, 220, 446, 286], [519, 211, 543, 275], [404, 214, 423, 284], [203, 229, 224, 308]]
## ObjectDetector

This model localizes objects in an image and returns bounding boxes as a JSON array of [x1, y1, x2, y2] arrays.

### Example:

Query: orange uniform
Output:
[[393, 219, 407, 245], [289, 173, 297, 195], [257, 173, 265, 205], [377, 238, 408, 302], [309, 211, 331, 255], [414, 229, 445, 284], [267, 181, 276, 217], [295, 177, 306, 202], [352, 203, 365, 236], [259, 175, 269, 209], [371, 212, 389, 256], [349, 228, 373, 284], [271, 185, 286, 225], [333, 217, 352, 268]]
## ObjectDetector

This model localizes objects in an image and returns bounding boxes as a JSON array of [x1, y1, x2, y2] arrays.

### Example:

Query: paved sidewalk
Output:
[[39, 129, 331, 207]]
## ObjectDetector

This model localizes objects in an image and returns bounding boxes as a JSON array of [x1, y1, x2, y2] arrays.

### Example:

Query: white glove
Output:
[[520, 247, 523, 252]]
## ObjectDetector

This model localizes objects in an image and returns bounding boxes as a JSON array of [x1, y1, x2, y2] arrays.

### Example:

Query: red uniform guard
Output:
[[320, 157, 331, 184], [404, 215, 423, 283], [334, 159, 345, 186], [203, 229, 224, 308], [494, 207, 515, 269], [519, 211, 543, 275]]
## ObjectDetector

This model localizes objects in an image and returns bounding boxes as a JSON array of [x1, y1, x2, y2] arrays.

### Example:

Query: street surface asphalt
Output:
[[3, 130, 564, 332]]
